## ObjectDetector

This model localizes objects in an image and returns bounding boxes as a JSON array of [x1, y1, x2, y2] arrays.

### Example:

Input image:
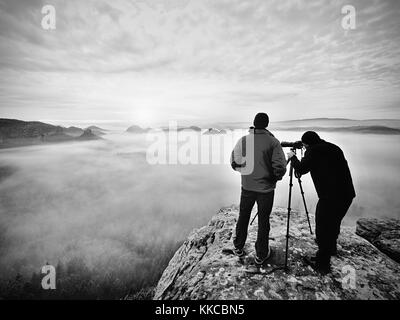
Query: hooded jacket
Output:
[[231, 128, 287, 193]]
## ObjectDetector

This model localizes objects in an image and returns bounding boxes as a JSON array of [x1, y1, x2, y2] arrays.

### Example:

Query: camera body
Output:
[[281, 141, 303, 149]]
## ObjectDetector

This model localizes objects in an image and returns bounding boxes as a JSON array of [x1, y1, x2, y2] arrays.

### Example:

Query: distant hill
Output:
[[76, 129, 102, 140], [177, 126, 202, 132], [0, 118, 63, 139], [126, 125, 151, 133], [64, 126, 84, 137], [85, 126, 107, 136], [203, 128, 226, 135], [0, 119, 103, 149]]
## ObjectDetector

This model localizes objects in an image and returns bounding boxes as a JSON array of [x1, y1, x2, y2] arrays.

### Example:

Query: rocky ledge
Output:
[[356, 218, 400, 263], [154, 206, 400, 300]]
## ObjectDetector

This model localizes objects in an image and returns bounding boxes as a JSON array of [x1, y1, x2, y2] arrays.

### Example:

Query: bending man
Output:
[[287, 131, 356, 274]]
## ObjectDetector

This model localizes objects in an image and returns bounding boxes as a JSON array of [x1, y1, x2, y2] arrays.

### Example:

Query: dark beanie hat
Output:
[[253, 113, 269, 128], [301, 131, 321, 145]]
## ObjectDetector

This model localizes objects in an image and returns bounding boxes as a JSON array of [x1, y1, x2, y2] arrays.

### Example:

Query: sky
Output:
[[0, 0, 399, 127]]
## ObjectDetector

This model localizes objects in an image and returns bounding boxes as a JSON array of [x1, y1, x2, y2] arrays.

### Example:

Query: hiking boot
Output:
[[308, 255, 317, 262], [255, 247, 272, 266], [303, 256, 331, 275], [233, 248, 245, 257]]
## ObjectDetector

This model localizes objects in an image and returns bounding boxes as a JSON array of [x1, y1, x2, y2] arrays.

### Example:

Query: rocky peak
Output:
[[154, 206, 400, 300]]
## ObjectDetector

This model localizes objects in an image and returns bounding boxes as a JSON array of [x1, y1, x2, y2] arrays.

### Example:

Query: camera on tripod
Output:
[[281, 141, 303, 149]]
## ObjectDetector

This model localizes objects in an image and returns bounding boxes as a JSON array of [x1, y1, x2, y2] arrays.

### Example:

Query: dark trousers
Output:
[[315, 197, 353, 265], [233, 188, 274, 259]]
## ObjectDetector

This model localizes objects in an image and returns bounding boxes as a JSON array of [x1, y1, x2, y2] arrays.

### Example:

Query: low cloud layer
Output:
[[0, 131, 399, 283]]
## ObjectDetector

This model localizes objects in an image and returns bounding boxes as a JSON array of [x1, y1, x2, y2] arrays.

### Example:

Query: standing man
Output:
[[231, 113, 287, 265], [287, 131, 356, 274]]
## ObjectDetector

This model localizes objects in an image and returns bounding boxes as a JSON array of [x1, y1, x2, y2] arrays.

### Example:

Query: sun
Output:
[[132, 109, 156, 128]]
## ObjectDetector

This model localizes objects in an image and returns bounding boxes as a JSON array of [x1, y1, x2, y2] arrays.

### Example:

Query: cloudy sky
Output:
[[0, 0, 399, 127]]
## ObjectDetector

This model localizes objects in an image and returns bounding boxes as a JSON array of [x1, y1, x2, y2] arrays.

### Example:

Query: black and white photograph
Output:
[[0, 0, 399, 311]]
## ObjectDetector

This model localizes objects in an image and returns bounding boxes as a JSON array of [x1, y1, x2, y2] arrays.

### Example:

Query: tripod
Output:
[[250, 147, 313, 271], [283, 147, 313, 271]]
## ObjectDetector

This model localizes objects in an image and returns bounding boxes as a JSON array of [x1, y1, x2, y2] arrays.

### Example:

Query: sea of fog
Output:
[[0, 129, 399, 296]]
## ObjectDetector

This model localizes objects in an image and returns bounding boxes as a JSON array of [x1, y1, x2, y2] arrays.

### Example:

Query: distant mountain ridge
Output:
[[123, 119, 400, 135], [274, 125, 400, 135], [209, 118, 400, 130], [271, 118, 400, 129], [0, 119, 62, 139], [0, 119, 102, 149]]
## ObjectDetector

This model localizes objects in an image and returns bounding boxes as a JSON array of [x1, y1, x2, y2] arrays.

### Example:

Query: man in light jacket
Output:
[[231, 113, 287, 265]]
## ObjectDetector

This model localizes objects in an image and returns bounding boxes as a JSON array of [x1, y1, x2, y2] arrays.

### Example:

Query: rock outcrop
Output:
[[154, 206, 400, 300], [126, 125, 150, 133], [356, 218, 400, 263], [76, 129, 102, 140]]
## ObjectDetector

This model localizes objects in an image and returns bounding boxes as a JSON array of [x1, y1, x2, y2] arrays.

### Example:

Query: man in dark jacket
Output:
[[231, 113, 287, 265], [287, 131, 356, 274]]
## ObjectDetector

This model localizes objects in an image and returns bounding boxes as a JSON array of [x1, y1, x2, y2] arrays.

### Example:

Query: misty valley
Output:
[[0, 129, 399, 299]]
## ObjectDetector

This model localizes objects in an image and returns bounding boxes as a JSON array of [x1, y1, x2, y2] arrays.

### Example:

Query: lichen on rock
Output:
[[154, 206, 400, 300]]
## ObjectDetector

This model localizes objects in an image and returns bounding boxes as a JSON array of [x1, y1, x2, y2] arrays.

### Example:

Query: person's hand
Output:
[[231, 161, 238, 170], [231, 161, 246, 170], [286, 151, 295, 160]]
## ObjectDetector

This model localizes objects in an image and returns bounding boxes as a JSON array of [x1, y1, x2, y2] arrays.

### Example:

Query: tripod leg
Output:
[[250, 213, 258, 226], [297, 177, 313, 235], [285, 162, 294, 271]]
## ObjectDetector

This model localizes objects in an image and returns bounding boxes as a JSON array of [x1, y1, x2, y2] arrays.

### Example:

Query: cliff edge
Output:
[[154, 206, 400, 300]]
